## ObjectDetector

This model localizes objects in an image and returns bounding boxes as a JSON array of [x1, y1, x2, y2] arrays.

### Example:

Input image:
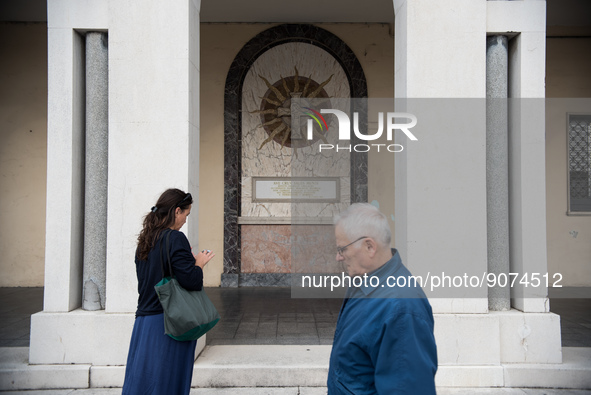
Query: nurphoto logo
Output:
[[305, 109, 418, 153]]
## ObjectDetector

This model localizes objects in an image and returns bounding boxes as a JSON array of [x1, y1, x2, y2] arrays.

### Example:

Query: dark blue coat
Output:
[[328, 250, 438, 394]]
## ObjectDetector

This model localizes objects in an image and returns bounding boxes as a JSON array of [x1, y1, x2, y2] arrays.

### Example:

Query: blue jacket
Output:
[[327, 249, 438, 394]]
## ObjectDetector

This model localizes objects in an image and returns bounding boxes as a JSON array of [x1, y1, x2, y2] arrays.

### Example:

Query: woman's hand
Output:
[[194, 249, 215, 269]]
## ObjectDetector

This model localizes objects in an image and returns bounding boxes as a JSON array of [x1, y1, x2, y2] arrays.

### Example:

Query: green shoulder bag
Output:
[[154, 230, 220, 341]]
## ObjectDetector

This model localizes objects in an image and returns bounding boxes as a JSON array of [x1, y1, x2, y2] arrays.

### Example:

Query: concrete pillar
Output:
[[394, 0, 488, 313], [83, 32, 108, 311], [106, 0, 201, 313], [486, 35, 510, 311]]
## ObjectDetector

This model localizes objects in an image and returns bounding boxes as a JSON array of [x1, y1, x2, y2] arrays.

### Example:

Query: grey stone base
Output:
[[221, 273, 291, 287], [220, 274, 239, 287]]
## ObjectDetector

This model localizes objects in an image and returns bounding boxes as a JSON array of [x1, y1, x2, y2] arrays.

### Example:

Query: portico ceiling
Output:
[[200, 0, 394, 23], [0, 0, 394, 23], [1, 0, 590, 27]]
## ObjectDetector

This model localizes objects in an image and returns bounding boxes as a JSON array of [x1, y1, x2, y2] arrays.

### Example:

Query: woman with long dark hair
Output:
[[122, 188, 214, 394]]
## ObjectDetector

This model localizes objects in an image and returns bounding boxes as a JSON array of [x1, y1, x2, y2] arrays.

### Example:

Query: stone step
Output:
[[1, 346, 590, 391], [192, 345, 331, 388], [0, 348, 90, 391], [2, 388, 591, 395]]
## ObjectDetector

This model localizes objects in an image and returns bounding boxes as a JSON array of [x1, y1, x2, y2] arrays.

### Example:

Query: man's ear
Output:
[[365, 238, 377, 258]]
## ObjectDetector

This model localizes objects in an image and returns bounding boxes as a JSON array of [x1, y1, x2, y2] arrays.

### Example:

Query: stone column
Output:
[[486, 35, 510, 311], [82, 32, 109, 310]]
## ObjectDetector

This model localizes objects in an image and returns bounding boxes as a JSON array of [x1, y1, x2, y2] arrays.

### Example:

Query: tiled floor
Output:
[[0, 288, 43, 347], [548, 298, 591, 347], [205, 287, 342, 345], [0, 287, 590, 348]]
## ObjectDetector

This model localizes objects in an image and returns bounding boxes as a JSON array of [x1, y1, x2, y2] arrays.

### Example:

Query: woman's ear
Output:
[[174, 207, 181, 216]]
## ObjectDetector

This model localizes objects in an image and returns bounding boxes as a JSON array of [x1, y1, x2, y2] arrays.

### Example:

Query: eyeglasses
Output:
[[336, 236, 368, 257], [176, 193, 192, 207]]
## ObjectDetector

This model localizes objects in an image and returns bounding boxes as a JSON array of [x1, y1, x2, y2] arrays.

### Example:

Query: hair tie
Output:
[[151, 206, 158, 213]]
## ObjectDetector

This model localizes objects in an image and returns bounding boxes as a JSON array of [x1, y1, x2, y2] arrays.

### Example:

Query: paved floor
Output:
[[205, 287, 342, 345], [548, 298, 591, 347], [0, 287, 590, 347], [0, 288, 43, 347]]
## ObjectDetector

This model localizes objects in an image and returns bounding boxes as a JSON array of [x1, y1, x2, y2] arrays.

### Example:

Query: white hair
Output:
[[334, 203, 391, 248]]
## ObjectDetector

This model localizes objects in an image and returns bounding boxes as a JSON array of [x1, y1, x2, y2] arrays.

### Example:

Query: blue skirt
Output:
[[122, 313, 197, 395]]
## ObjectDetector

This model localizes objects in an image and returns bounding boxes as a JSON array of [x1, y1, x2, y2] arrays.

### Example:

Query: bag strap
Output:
[[159, 229, 175, 279]]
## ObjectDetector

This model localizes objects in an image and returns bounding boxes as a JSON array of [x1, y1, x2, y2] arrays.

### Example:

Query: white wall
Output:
[[546, 35, 591, 287], [0, 22, 47, 287]]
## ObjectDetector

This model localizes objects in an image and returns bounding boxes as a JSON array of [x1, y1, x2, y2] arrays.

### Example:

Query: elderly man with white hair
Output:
[[327, 203, 438, 394]]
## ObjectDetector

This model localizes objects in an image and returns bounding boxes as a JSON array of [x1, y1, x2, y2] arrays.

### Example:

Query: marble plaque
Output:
[[253, 177, 339, 202]]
